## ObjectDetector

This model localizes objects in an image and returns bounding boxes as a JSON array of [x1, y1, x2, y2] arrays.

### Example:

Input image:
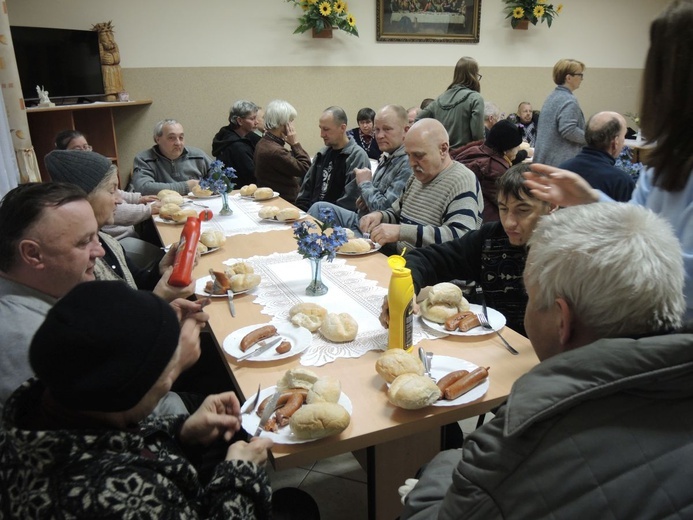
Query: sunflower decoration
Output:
[[285, 0, 359, 36], [502, 0, 562, 28]]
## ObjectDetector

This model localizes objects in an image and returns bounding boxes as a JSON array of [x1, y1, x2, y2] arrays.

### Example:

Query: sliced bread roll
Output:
[[229, 273, 261, 292], [339, 238, 372, 254], [289, 402, 350, 440], [277, 368, 319, 392], [171, 208, 198, 222]]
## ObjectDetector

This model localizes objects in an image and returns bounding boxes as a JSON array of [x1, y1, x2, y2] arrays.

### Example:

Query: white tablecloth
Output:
[[223, 252, 445, 366], [190, 194, 290, 236]]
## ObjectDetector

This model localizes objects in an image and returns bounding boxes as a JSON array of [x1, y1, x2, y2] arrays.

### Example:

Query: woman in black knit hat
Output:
[[45, 149, 193, 302]]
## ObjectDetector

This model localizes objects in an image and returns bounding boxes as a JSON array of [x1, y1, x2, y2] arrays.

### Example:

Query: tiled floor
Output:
[[267, 414, 493, 519]]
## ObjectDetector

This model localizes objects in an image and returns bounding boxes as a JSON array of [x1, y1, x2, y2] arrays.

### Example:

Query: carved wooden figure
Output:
[[91, 21, 124, 102]]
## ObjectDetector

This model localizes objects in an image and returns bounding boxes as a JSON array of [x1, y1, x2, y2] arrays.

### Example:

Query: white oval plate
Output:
[[195, 275, 254, 298], [242, 191, 280, 201], [186, 192, 221, 200], [421, 304, 506, 336], [223, 323, 311, 362], [337, 240, 382, 256], [429, 355, 489, 407], [241, 385, 352, 444], [164, 244, 220, 256], [259, 211, 307, 223], [154, 215, 185, 225]]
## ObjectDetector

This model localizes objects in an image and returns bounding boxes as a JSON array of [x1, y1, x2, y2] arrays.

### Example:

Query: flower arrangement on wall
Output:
[[502, 0, 563, 28], [285, 0, 359, 36]]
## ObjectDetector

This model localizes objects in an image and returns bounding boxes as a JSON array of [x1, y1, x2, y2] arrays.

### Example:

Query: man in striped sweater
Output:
[[360, 118, 483, 254]]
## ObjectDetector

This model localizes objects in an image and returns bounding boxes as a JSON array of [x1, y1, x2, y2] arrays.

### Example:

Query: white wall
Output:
[[7, 0, 667, 69]]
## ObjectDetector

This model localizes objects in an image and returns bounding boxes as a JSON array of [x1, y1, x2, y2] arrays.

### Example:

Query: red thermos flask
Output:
[[168, 216, 201, 287]]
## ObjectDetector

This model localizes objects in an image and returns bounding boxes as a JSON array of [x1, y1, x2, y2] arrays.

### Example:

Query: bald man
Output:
[[360, 118, 483, 254], [557, 111, 635, 202]]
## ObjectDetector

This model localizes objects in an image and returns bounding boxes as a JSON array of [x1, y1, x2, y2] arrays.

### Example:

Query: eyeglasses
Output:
[[477, 74, 483, 81], [571, 73, 584, 78], [70, 145, 93, 151]]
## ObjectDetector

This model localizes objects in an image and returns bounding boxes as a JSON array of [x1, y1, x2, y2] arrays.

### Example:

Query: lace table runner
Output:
[[223, 252, 446, 366], [194, 194, 289, 236]]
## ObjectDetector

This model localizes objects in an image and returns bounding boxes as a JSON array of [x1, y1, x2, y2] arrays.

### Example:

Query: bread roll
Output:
[[157, 189, 179, 199], [307, 376, 341, 404], [254, 187, 275, 200], [171, 208, 198, 222], [276, 207, 301, 221], [420, 300, 463, 324], [159, 203, 181, 220], [160, 193, 184, 206], [277, 368, 319, 392], [191, 185, 214, 197], [200, 230, 225, 248], [388, 373, 441, 410], [375, 349, 425, 383], [196, 242, 209, 254], [344, 228, 355, 239], [428, 283, 463, 306], [227, 262, 254, 275], [229, 273, 261, 292], [320, 313, 358, 342], [289, 303, 328, 320], [240, 183, 257, 196], [339, 238, 372, 254], [258, 206, 280, 219], [291, 313, 323, 332], [289, 402, 350, 440]]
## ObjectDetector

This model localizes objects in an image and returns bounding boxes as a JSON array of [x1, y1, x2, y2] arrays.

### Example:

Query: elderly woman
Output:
[[533, 59, 587, 166], [212, 100, 261, 187], [254, 99, 312, 202], [54, 129, 160, 240], [44, 150, 193, 303], [417, 56, 485, 149], [0, 280, 273, 518]]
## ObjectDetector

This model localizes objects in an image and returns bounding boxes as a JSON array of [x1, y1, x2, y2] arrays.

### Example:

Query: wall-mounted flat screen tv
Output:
[[10, 26, 105, 104]]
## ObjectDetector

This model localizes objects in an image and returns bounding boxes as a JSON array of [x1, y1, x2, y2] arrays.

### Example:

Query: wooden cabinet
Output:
[[26, 100, 152, 181]]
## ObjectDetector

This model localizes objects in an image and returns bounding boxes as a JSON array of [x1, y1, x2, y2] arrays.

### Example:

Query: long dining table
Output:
[[156, 190, 539, 520]]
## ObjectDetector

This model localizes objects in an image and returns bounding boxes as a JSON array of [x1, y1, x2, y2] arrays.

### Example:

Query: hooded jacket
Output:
[[418, 85, 485, 149]]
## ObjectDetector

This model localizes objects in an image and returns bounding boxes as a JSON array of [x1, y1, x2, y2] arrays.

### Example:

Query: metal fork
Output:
[[476, 313, 519, 355], [243, 383, 262, 415]]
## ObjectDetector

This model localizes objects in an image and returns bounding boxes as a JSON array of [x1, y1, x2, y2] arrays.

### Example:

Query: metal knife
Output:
[[226, 289, 236, 317], [254, 390, 281, 437], [237, 336, 282, 362]]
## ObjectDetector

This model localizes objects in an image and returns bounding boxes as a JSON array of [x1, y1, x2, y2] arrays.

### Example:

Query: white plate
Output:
[[242, 191, 280, 201], [187, 192, 221, 200], [154, 215, 185, 225], [421, 304, 506, 336], [195, 275, 254, 297], [429, 355, 489, 407], [259, 211, 307, 223], [336, 240, 382, 256], [240, 385, 352, 444], [223, 323, 312, 361], [164, 244, 220, 256]]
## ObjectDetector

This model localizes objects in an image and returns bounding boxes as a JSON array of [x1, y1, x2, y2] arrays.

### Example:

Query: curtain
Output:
[[0, 1, 40, 199]]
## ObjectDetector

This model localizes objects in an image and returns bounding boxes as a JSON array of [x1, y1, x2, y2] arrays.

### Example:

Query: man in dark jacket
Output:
[[401, 202, 690, 520], [212, 100, 261, 188], [558, 111, 635, 202]]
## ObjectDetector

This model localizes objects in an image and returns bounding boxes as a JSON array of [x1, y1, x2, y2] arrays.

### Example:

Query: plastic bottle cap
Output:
[[388, 255, 407, 271]]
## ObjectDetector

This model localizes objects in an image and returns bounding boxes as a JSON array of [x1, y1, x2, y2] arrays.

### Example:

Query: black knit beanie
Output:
[[45, 150, 113, 194], [29, 281, 180, 412], [486, 120, 523, 154]]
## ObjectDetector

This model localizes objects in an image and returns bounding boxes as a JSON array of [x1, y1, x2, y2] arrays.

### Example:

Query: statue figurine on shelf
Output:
[[36, 85, 55, 107], [92, 21, 124, 102]]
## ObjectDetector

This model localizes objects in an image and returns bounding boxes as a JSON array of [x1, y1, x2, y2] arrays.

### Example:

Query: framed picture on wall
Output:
[[377, 0, 482, 43]]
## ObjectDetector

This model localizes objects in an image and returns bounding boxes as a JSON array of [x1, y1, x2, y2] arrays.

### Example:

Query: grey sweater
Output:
[[533, 85, 586, 166], [131, 145, 212, 195]]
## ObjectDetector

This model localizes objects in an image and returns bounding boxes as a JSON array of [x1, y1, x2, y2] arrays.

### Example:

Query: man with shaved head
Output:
[[360, 118, 483, 254], [557, 111, 635, 201]]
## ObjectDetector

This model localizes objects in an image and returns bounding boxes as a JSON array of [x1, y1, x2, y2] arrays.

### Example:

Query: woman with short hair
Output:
[[212, 100, 260, 187], [254, 99, 311, 202]]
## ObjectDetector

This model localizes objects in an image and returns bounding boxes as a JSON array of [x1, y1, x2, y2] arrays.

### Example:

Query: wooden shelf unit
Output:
[[26, 99, 152, 181]]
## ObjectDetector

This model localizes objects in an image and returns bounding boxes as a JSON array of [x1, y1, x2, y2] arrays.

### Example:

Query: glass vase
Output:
[[306, 257, 328, 296], [219, 191, 233, 216]]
